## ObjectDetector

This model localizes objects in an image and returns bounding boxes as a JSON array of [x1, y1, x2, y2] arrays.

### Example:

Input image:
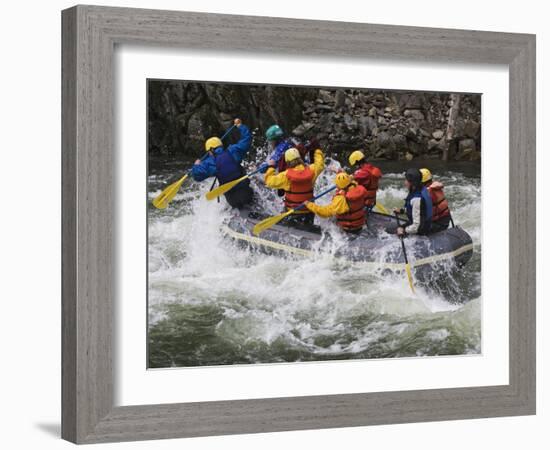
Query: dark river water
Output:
[[147, 157, 481, 368]]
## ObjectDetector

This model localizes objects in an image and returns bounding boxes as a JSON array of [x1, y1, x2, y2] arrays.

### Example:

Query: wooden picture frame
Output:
[[62, 5, 536, 444]]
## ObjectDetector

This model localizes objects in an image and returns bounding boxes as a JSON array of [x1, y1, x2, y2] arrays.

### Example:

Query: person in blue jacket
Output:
[[393, 168, 433, 236], [191, 118, 253, 209], [264, 124, 319, 200], [264, 124, 318, 173], [264, 125, 295, 172]]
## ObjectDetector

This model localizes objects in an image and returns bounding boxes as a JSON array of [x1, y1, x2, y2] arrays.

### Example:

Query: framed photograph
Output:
[[62, 5, 536, 444]]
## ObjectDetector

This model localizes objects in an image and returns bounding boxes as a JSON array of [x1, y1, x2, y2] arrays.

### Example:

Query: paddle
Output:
[[375, 202, 389, 215], [209, 176, 220, 203], [152, 125, 236, 209], [205, 164, 268, 201], [253, 186, 337, 236], [369, 210, 408, 224], [395, 212, 415, 294]]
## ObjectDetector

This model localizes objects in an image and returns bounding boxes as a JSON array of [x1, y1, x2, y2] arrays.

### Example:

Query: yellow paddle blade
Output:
[[205, 175, 248, 201], [375, 202, 389, 215], [152, 174, 188, 209], [253, 209, 294, 236], [405, 263, 416, 294]]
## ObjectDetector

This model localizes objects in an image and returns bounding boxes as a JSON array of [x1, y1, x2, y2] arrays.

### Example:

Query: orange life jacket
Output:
[[335, 184, 368, 231], [284, 166, 315, 212], [354, 163, 382, 207], [428, 181, 450, 222]]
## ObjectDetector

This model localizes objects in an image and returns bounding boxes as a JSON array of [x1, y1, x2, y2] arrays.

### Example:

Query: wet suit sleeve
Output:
[[310, 149, 325, 181], [305, 194, 348, 218], [264, 167, 291, 191], [268, 140, 291, 165], [405, 197, 421, 234], [227, 124, 252, 164], [190, 156, 217, 182]]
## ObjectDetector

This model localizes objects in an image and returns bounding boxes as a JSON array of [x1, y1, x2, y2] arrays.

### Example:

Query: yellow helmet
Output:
[[335, 172, 352, 189], [420, 168, 433, 183], [284, 148, 301, 163], [205, 137, 222, 152], [348, 150, 365, 166]]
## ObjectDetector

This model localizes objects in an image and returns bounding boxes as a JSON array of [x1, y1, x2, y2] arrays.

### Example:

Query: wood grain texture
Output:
[[61, 5, 536, 444], [61, 7, 77, 443]]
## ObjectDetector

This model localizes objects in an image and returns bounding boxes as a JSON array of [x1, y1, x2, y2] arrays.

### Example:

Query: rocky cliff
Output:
[[148, 80, 481, 163]]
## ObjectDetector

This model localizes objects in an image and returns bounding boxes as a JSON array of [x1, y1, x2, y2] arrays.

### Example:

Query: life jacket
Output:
[[405, 187, 433, 234], [427, 181, 451, 222], [335, 183, 368, 231], [214, 149, 244, 184], [354, 163, 382, 207], [284, 165, 315, 212]]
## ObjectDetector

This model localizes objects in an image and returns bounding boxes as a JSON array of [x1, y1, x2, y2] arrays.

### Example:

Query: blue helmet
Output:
[[265, 124, 284, 141]]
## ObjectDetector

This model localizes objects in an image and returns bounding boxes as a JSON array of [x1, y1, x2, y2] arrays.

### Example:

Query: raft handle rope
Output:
[[221, 224, 474, 271]]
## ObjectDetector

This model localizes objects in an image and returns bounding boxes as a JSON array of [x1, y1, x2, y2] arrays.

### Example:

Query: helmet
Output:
[[266, 124, 284, 141], [405, 168, 422, 186], [348, 150, 365, 166], [420, 168, 432, 183], [284, 148, 301, 163], [335, 172, 352, 189], [205, 137, 222, 152]]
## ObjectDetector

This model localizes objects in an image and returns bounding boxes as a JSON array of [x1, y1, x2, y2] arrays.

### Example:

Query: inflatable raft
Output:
[[222, 208, 474, 280]]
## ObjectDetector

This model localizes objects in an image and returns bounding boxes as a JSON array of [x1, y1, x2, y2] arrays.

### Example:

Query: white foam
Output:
[[147, 157, 481, 363]]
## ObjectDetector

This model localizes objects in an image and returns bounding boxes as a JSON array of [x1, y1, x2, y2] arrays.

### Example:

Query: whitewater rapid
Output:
[[147, 160, 481, 367]]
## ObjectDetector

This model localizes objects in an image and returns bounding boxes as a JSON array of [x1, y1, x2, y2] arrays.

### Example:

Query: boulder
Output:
[[359, 116, 377, 136], [392, 133, 408, 151], [406, 127, 419, 141], [432, 129, 445, 140], [315, 104, 333, 112], [418, 128, 431, 138], [377, 131, 393, 148], [399, 93, 428, 109], [316, 112, 335, 130], [455, 148, 473, 160], [372, 96, 386, 108], [455, 138, 480, 161], [463, 119, 481, 139], [458, 138, 476, 152], [335, 90, 346, 108], [408, 140, 424, 156], [377, 116, 388, 126], [344, 114, 357, 130], [404, 109, 425, 121], [318, 89, 334, 104], [292, 122, 315, 136], [427, 139, 439, 151]]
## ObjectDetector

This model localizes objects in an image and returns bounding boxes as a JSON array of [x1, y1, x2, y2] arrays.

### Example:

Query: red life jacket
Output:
[[428, 181, 450, 222], [336, 184, 368, 231], [354, 163, 382, 207], [285, 166, 315, 212]]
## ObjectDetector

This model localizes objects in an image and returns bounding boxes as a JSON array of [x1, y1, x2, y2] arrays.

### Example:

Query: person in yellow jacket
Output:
[[264, 147, 325, 225], [305, 172, 368, 234]]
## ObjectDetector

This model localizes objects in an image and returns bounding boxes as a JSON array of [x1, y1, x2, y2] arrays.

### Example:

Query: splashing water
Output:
[[147, 156, 481, 368]]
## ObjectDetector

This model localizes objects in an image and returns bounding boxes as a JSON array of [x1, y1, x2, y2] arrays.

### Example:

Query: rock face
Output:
[[148, 81, 481, 162], [148, 81, 316, 159]]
